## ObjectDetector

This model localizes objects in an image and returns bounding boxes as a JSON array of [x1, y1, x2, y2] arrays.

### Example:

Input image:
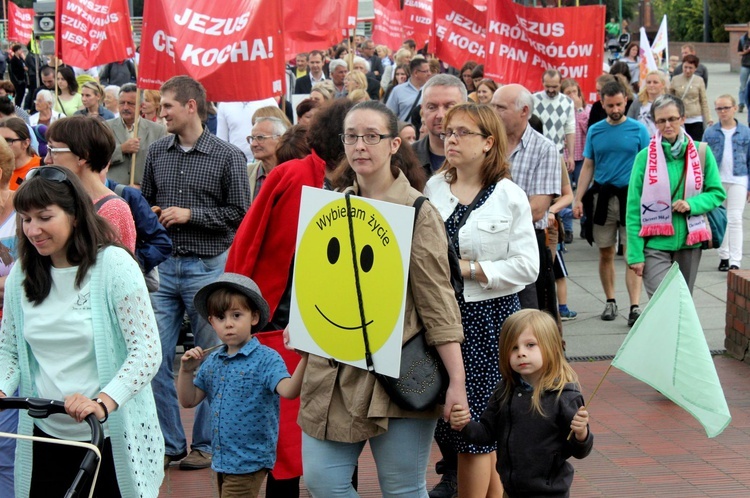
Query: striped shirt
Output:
[[142, 127, 250, 257]]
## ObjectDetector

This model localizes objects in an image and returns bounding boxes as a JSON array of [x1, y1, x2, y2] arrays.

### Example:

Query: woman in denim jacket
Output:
[[703, 94, 750, 270]]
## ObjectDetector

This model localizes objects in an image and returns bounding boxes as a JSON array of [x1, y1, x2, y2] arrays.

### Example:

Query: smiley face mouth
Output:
[[315, 305, 373, 330]]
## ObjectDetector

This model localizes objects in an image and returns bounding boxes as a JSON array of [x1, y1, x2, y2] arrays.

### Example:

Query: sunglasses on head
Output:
[[25, 166, 71, 185]]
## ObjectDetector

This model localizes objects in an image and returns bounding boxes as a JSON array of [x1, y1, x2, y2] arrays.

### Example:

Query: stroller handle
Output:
[[0, 396, 105, 498]]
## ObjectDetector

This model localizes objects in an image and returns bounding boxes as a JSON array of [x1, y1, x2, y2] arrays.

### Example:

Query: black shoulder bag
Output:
[[343, 190, 484, 411]]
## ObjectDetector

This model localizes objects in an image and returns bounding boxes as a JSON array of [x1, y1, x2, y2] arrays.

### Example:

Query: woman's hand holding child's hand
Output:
[[570, 406, 589, 441], [180, 347, 207, 373], [449, 404, 471, 431]]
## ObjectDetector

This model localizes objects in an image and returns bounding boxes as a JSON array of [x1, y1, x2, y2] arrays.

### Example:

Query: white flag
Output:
[[651, 15, 669, 71], [639, 27, 658, 86]]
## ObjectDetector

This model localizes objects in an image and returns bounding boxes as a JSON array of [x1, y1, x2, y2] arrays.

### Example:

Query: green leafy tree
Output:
[[706, 0, 750, 42], [652, 0, 704, 42]]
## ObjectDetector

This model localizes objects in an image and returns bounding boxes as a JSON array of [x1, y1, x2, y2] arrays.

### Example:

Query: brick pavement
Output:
[[159, 356, 750, 497]]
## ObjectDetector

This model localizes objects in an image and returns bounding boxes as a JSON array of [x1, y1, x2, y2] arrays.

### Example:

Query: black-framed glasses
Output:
[[25, 166, 70, 184], [340, 133, 392, 145], [4, 138, 23, 144], [654, 116, 682, 126], [440, 129, 487, 141], [246, 135, 279, 144], [715, 106, 734, 112]]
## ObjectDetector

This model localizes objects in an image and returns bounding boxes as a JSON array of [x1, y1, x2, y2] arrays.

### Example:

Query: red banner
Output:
[[8, 2, 34, 45], [484, 4, 605, 99], [432, 0, 485, 70], [139, 0, 284, 102], [402, 0, 433, 49], [55, 0, 134, 70], [372, 0, 404, 50], [283, 0, 357, 58]]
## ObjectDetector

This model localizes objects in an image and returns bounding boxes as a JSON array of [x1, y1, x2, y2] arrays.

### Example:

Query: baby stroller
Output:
[[0, 397, 103, 498], [607, 33, 631, 65]]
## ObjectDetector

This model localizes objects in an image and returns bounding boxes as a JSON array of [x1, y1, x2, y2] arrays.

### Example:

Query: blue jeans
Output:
[[150, 252, 226, 456], [740, 66, 750, 108], [303, 418, 437, 497]]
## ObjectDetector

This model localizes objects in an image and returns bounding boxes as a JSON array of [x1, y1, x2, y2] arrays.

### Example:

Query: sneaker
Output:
[[559, 308, 578, 321], [601, 302, 617, 321], [730, 265, 740, 270], [429, 472, 458, 498], [564, 231, 574, 244], [740, 104, 746, 113], [163, 450, 187, 470], [627, 307, 641, 327], [719, 259, 729, 271], [179, 449, 212, 470]]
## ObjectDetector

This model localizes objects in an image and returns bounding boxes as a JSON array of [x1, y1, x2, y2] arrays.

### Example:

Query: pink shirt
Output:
[[94, 195, 137, 253]]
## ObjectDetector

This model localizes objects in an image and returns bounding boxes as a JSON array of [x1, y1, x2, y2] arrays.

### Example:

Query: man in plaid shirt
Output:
[[142, 75, 250, 471]]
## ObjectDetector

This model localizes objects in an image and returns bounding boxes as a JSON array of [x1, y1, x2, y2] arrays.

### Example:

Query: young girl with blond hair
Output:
[[450, 309, 593, 497]]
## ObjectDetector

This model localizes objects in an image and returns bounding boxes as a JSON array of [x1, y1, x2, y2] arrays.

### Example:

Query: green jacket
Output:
[[626, 140, 726, 265]]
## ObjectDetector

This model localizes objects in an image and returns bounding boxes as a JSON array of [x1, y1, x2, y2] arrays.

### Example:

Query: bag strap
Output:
[[449, 187, 489, 247], [94, 194, 119, 212], [113, 183, 127, 198], [345, 193, 376, 372], [407, 89, 422, 120]]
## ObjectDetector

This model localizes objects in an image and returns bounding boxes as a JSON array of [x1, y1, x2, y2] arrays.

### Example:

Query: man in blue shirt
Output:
[[386, 58, 431, 122], [573, 81, 650, 326]]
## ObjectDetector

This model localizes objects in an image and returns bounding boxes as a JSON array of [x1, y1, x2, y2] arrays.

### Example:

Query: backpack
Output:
[[412, 196, 463, 299], [95, 188, 169, 292]]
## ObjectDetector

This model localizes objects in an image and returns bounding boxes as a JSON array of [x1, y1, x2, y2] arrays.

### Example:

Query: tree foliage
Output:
[[654, 0, 750, 42], [706, 0, 750, 42]]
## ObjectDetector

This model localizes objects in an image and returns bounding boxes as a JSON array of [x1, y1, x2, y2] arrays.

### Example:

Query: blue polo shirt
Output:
[[194, 337, 290, 474], [584, 117, 650, 188]]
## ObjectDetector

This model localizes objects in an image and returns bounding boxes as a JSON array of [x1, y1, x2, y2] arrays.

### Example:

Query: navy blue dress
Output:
[[434, 184, 521, 454]]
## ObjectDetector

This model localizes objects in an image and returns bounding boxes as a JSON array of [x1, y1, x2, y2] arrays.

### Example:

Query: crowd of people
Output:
[[0, 29, 745, 498]]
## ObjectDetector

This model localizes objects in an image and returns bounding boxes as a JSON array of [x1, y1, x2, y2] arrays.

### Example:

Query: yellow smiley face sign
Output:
[[289, 187, 414, 377]]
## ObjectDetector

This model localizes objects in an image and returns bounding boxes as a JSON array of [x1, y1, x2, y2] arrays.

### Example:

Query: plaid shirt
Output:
[[142, 128, 250, 257], [508, 125, 561, 230]]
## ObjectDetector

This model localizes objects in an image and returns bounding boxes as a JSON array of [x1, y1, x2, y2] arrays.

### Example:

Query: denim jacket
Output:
[[703, 120, 750, 189]]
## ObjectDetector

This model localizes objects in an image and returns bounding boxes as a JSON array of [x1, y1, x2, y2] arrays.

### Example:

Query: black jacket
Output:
[[462, 379, 593, 497]]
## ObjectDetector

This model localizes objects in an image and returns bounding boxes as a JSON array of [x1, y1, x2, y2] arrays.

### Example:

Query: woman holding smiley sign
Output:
[[294, 100, 467, 497], [424, 103, 540, 498]]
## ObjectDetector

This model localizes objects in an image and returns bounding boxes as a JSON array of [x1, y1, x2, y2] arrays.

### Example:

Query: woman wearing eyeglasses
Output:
[[626, 94, 726, 297], [295, 101, 466, 497], [45, 116, 137, 253], [703, 95, 750, 271], [0, 117, 41, 191], [0, 165, 164, 497], [424, 103, 539, 498]]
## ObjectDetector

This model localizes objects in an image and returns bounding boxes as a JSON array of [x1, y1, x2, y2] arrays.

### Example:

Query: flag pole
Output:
[[566, 362, 614, 441], [130, 62, 140, 186]]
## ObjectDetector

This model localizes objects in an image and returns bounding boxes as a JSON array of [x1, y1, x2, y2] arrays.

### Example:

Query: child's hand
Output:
[[570, 405, 589, 441], [449, 404, 471, 431], [180, 347, 206, 373]]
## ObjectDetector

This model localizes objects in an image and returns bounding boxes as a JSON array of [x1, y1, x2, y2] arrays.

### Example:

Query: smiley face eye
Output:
[[360, 245, 374, 272], [327, 237, 340, 264]]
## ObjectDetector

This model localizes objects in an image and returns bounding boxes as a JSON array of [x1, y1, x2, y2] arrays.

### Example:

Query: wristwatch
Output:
[[469, 261, 476, 281]]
